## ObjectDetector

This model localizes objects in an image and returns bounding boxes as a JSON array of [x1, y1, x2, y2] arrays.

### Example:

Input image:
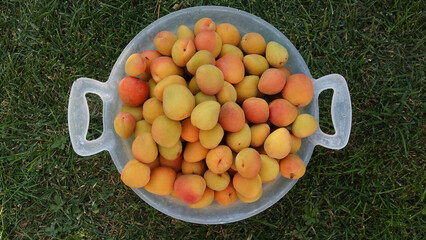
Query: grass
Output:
[[0, 0, 425, 239]]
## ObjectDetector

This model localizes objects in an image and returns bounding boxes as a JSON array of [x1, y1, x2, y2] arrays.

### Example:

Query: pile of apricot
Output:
[[114, 18, 318, 208]]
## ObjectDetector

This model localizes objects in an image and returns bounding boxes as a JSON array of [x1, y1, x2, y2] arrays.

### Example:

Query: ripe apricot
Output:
[[215, 23, 240, 46], [177, 25, 195, 40], [240, 32, 266, 54], [132, 133, 158, 164], [291, 114, 318, 138], [215, 53, 245, 84], [242, 97, 269, 123], [118, 76, 149, 107], [194, 30, 222, 58], [194, 17, 216, 35], [279, 154, 306, 180], [153, 31, 177, 56], [218, 102, 245, 133], [174, 174, 206, 204], [125, 53, 146, 77], [282, 73, 314, 107], [114, 112, 136, 139], [214, 183, 237, 206], [121, 159, 150, 188], [264, 128, 292, 159], [258, 68, 287, 95], [268, 99, 298, 127], [196, 64, 224, 95], [205, 145, 233, 174], [145, 167, 176, 195]]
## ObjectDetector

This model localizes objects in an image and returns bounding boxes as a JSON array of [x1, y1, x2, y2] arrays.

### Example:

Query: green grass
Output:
[[1, 0, 425, 239]]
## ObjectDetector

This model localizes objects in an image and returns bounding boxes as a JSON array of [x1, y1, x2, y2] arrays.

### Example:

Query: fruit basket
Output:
[[68, 6, 352, 224]]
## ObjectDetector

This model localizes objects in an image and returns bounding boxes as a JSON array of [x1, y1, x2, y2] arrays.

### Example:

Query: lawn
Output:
[[0, 0, 424, 239]]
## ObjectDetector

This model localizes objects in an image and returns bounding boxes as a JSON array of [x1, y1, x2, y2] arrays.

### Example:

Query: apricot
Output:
[[268, 99, 298, 127], [232, 173, 262, 199], [290, 134, 302, 154], [181, 118, 199, 143], [163, 84, 195, 121], [242, 97, 269, 123], [153, 31, 177, 56], [205, 145, 233, 174], [278, 66, 292, 78], [282, 73, 314, 107], [225, 123, 251, 152], [235, 148, 261, 178], [121, 105, 143, 121], [191, 101, 221, 130], [141, 50, 161, 74], [243, 54, 269, 76], [134, 120, 152, 137], [265, 41, 289, 68], [181, 160, 207, 175], [235, 75, 260, 103], [147, 78, 157, 98], [250, 123, 270, 147], [125, 53, 146, 77], [188, 187, 214, 208], [158, 140, 182, 161], [121, 159, 150, 188], [195, 91, 217, 105], [171, 38, 196, 67], [199, 123, 224, 149], [264, 128, 292, 159], [151, 115, 181, 148], [177, 24, 195, 40], [118, 76, 149, 106], [194, 17, 215, 35], [237, 189, 262, 203], [258, 68, 287, 95], [291, 114, 318, 138], [279, 154, 306, 180], [218, 102, 245, 132], [216, 81, 237, 104], [230, 152, 238, 172], [114, 112, 136, 139], [240, 32, 266, 54], [214, 183, 237, 206], [203, 170, 230, 191], [188, 76, 201, 95], [183, 141, 209, 163], [215, 23, 240, 46], [219, 44, 244, 60], [144, 166, 176, 195], [159, 154, 182, 172], [186, 50, 216, 75], [194, 30, 222, 58], [142, 97, 164, 124], [150, 56, 183, 83], [259, 154, 279, 183], [195, 64, 224, 95], [174, 174, 206, 204], [153, 75, 187, 101], [216, 54, 245, 84], [132, 133, 158, 164]]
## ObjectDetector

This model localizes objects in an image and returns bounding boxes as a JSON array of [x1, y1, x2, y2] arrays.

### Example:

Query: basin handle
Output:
[[309, 74, 352, 150], [68, 78, 116, 156]]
